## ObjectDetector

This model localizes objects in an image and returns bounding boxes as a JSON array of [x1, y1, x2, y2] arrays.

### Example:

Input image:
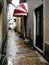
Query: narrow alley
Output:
[[6, 30, 48, 65], [0, 0, 49, 65]]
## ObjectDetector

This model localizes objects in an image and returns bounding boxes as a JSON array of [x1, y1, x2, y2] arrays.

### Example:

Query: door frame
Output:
[[33, 5, 44, 53]]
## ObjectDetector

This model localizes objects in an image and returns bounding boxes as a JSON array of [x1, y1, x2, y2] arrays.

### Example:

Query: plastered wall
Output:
[[27, 0, 43, 39], [0, 13, 2, 51], [45, 0, 49, 44]]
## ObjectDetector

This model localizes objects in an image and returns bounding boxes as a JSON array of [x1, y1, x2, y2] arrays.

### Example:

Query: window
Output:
[[20, 0, 26, 3]]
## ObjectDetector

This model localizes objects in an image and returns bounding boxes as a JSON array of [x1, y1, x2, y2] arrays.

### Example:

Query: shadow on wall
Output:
[[45, 43, 49, 61], [0, 1, 3, 14]]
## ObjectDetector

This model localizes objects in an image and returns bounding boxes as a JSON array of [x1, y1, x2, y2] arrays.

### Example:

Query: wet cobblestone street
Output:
[[6, 30, 48, 65]]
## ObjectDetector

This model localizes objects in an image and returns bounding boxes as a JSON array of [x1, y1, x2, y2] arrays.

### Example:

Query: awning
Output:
[[13, 3, 28, 16]]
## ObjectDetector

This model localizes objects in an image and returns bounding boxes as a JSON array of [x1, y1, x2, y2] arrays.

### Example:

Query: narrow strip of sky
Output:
[[12, 0, 19, 6]]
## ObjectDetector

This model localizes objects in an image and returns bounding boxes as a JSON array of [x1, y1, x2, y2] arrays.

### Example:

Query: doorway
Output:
[[16, 16, 27, 38], [34, 5, 43, 51], [16, 17, 24, 32]]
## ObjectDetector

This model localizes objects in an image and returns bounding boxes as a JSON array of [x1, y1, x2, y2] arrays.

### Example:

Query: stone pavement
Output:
[[6, 30, 49, 65]]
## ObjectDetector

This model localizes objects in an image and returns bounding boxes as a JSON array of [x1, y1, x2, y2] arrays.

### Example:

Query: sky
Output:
[[7, 0, 19, 20], [12, 0, 19, 6]]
